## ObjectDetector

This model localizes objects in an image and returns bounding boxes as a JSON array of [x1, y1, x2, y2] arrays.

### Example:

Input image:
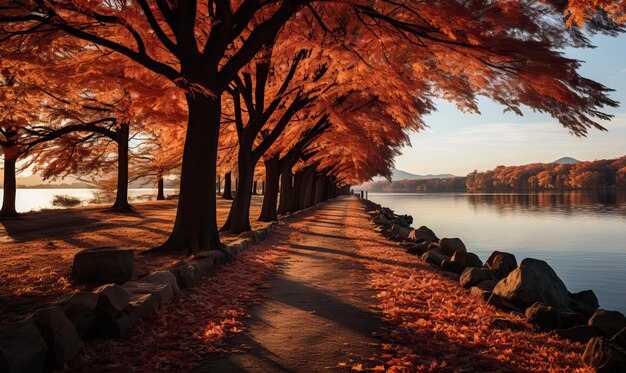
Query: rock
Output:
[[570, 290, 600, 319], [0, 320, 48, 373], [525, 303, 562, 332], [611, 328, 626, 349], [451, 251, 483, 269], [421, 250, 449, 267], [406, 242, 429, 255], [253, 228, 268, 242], [30, 307, 82, 369], [492, 258, 570, 310], [439, 238, 467, 256], [168, 261, 198, 289], [123, 281, 173, 305], [485, 251, 518, 279], [72, 247, 134, 284], [58, 291, 98, 337], [196, 250, 227, 267], [188, 258, 213, 278], [89, 314, 131, 339], [428, 242, 441, 251], [475, 280, 498, 292], [490, 318, 527, 332], [459, 267, 497, 289], [93, 284, 130, 316], [582, 337, 626, 372], [440, 259, 464, 274], [441, 271, 460, 281], [124, 293, 158, 325], [407, 226, 438, 244], [223, 244, 241, 257], [561, 311, 587, 328], [487, 294, 523, 313], [553, 326, 600, 344], [589, 310, 626, 338], [470, 287, 491, 301], [142, 271, 180, 295]]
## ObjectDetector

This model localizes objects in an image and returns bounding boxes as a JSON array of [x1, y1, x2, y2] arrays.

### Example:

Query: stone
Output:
[[428, 242, 441, 251], [123, 281, 173, 305], [459, 267, 497, 289], [0, 320, 48, 373], [440, 259, 465, 274], [470, 286, 491, 301], [485, 251, 518, 279], [124, 293, 158, 325], [439, 238, 467, 257], [552, 326, 600, 344], [406, 242, 429, 255], [142, 271, 180, 295], [93, 284, 130, 316], [451, 251, 483, 269], [407, 226, 438, 244], [487, 294, 523, 314], [168, 261, 198, 289], [475, 280, 498, 292], [525, 303, 562, 332], [196, 250, 227, 267], [190, 258, 214, 278], [30, 307, 82, 369], [90, 314, 131, 339], [253, 228, 268, 242], [582, 337, 626, 372], [561, 311, 587, 328], [223, 244, 241, 257], [58, 291, 98, 337], [441, 271, 460, 281], [421, 250, 449, 267], [589, 310, 626, 338], [72, 247, 134, 284], [570, 290, 600, 319], [238, 231, 256, 243], [492, 258, 570, 310], [610, 328, 626, 349]]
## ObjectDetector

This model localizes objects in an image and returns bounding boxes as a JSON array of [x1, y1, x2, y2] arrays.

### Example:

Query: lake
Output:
[[0, 188, 176, 213], [367, 191, 626, 314]]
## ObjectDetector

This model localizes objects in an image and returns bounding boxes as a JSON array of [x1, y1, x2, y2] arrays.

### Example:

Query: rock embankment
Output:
[[364, 199, 626, 372]]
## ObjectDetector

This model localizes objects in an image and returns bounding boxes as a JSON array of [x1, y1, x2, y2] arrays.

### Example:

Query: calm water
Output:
[[0, 188, 176, 213], [368, 191, 626, 314]]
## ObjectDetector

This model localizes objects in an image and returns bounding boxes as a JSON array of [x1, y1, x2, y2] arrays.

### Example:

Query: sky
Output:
[[395, 33, 626, 176]]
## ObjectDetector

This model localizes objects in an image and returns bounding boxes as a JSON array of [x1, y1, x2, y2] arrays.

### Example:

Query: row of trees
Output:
[[366, 177, 467, 193], [0, 1, 624, 255], [466, 156, 626, 191]]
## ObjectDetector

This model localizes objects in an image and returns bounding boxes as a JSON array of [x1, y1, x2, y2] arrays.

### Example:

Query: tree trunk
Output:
[[221, 152, 254, 233], [258, 156, 280, 222], [0, 148, 18, 218], [222, 172, 233, 200], [159, 94, 221, 255], [261, 181, 265, 195], [217, 174, 221, 196], [278, 167, 293, 215], [112, 122, 132, 211], [291, 170, 304, 212], [157, 176, 165, 200], [302, 167, 316, 208], [314, 175, 326, 204], [252, 180, 258, 195]]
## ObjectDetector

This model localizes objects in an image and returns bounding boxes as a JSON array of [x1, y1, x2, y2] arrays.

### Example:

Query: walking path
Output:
[[203, 197, 385, 372]]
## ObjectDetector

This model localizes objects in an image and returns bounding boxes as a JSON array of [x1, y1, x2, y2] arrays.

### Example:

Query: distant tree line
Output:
[[366, 177, 467, 192], [466, 156, 626, 191]]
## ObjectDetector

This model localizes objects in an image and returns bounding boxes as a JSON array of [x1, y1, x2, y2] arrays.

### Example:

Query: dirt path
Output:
[[203, 197, 385, 372]]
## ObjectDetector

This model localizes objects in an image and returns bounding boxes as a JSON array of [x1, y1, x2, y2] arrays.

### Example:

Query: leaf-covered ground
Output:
[[344, 203, 590, 372]]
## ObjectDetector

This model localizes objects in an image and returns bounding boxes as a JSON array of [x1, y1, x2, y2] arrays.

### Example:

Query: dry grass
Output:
[[0, 196, 267, 326]]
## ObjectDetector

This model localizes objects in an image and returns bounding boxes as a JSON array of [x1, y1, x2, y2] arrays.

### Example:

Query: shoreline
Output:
[[361, 197, 626, 370]]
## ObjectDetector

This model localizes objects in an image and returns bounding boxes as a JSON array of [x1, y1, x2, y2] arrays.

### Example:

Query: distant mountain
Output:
[[552, 157, 581, 165], [373, 169, 458, 181]]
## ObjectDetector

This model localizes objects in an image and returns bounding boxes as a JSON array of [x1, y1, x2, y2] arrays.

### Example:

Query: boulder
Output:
[[459, 267, 497, 289], [553, 326, 600, 344], [451, 251, 483, 269], [406, 242, 429, 255], [570, 290, 600, 319], [582, 337, 626, 372], [72, 247, 134, 284], [124, 293, 158, 325], [439, 238, 467, 257], [186, 258, 213, 278], [525, 303, 562, 332], [441, 271, 460, 281], [475, 280, 498, 292], [492, 258, 570, 310], [611, 328, 626, 349], [93, 284, 130, 316], [0, 320, 48, 373], [253, 228, 268, 242], [469, 286, 491, 301], [58, 291, 98, 337], [238, 231, 256, 243], [168, 261, 199, 289], [142, 270, 180, 295], [30, 307, 82, 369], [487, 294, 523, 313], [485, 251, 517, 279], [407, 226, 438, 244], [89, 314, 131, 339], [223, 244, 242, 257], [440, 260, 464, 274], [196, 250, 227, 267], [589, 310, 626, 338], [421, 250, 449, 267], [561, 311, 587, 329], [122, 281, 173, 305], [428, 242, 441, 251]]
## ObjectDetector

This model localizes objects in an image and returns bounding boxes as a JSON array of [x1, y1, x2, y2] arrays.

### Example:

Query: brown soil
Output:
[[0, 196, 266, 326]]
